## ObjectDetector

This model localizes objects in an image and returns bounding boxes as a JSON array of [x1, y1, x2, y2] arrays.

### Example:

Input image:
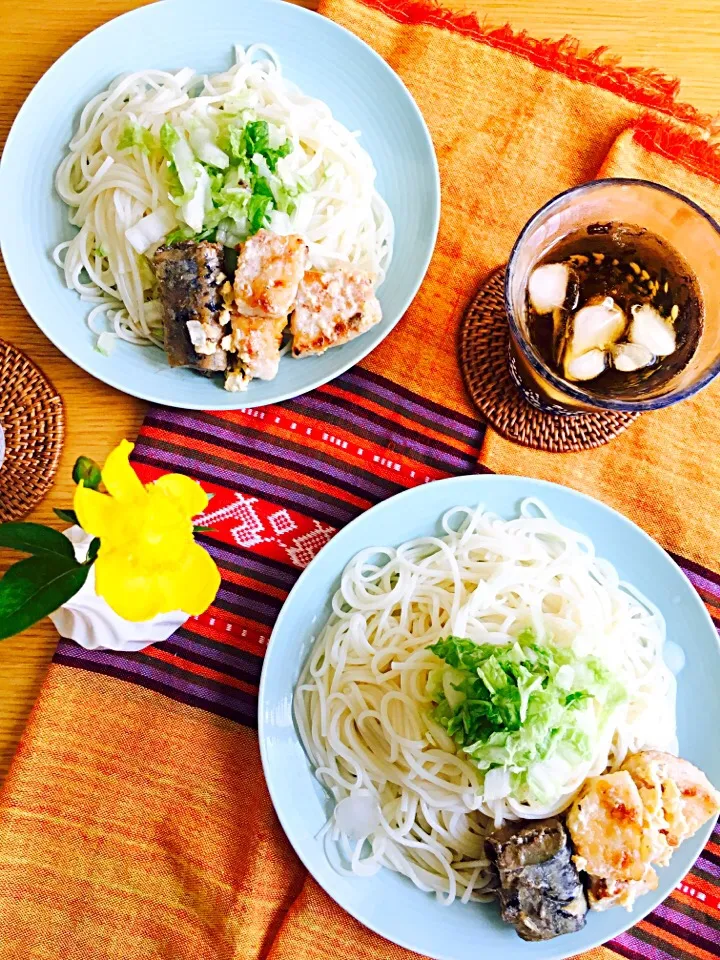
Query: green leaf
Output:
[[117, 121, 156, 154], [85, 538, 101, 565], [53, 508, 79, 525], [72, 456, 102, 490], [265, 139, 293, 173], [165, 226, 195, 245], [193, 525, 216, 533], [165, 164, 186, 200], [252, 175, 274, 200], [226, 125, 249, 163], [224, 119, 292, 175], [0, 555, 89, 640], [247, 194, 273, 234], [160, 121, 180, 160], [0, 522, 75, 559], [246, 120, 270, 156]]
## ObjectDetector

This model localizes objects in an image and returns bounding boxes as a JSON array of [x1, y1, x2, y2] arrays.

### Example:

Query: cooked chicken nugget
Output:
[[234, 230, 307, 319], [566, 771, 652, 883], [622, 751, 720, 851], [291, 267, 381, 358], [588, 865, 659, 912]]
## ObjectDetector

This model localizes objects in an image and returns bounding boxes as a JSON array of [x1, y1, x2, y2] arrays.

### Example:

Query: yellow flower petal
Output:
[[152, 473, 209, 519], [139, 492, 193, 563], [74, 484, 117, 538], [163, 542, 220, 616], [94, 550, 163, 622], [102, 440, 145, 502]]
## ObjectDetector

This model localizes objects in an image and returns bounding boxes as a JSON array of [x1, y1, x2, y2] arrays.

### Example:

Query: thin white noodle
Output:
[[295, 500, 677, 905], [53, 45, 393, 350]]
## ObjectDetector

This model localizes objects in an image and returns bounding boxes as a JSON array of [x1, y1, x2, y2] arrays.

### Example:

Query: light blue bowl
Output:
[[259, 475, 720, 960], [0, 0, 439, 409]]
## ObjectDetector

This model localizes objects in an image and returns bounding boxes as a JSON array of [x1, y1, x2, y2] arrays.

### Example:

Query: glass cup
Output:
[[504, 178, 720, 414]]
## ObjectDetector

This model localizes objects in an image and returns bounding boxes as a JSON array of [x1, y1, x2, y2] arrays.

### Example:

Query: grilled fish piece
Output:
[[485, 818, 587, 941], [153, 241, 229, 373], [291, 267, 381, 358]]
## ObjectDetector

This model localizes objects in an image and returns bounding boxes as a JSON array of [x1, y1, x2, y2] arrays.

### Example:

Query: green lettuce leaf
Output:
[[117, 121, 156, 154], [162, 117, 294, 244], [429, 632, 627, 805]]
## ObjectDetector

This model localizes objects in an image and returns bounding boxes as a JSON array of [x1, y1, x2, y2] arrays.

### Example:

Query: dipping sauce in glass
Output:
[[525, 222, 703, 398]]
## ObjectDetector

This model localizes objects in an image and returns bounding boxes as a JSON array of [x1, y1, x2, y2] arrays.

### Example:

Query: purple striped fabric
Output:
[[340, 367, 481, 441], [55, 640, 258, 727]]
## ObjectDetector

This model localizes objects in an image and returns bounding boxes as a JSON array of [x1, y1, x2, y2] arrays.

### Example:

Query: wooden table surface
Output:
[[2, 0, 720, 786]]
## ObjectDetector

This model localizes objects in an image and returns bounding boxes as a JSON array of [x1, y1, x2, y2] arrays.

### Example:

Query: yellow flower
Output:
[[74, 440, 220, 622]]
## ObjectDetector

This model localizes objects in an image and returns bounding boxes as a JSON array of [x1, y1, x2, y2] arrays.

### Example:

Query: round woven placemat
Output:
[[459, 269, 640, 452], [0, 340, 65, 521]]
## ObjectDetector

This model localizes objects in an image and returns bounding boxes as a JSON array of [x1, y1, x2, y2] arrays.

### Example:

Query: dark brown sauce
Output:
[[526, 223, 703, 398]]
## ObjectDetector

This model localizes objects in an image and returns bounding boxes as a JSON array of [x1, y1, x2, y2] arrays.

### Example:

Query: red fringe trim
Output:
[[355, 0, 711, 129], [632, 114, 720, 186]]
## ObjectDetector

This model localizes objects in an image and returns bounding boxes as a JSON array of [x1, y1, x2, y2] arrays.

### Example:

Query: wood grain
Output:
[[1, 0, 720, 786]]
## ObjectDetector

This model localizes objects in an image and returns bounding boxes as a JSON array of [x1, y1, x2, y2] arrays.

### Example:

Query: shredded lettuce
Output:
[[160, 122, 197, 200], [117, 121, 156, 154], [160, 116, 295, 246], [96, 331, 117, 357], [112, 107, 303, 253], [223, 119, 293, 172], [429, 631, 626, 805]]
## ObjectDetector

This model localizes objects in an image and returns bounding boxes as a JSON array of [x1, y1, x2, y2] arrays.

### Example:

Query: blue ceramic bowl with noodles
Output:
[[259, 474, 720, 960], [0, 0, 439, 409]]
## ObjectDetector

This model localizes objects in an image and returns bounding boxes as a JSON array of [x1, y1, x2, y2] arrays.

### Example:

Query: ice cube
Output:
[[612, 342, 654, 372], [564, 348, 606, 381], [528, 263, 570, 314], [571, 297, 626, 354], [562, 296, 625, 381], [629, 303, 676, 357]]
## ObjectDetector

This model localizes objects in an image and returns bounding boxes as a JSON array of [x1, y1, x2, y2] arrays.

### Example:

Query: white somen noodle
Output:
[[294, 500, 677, 906], [53, 44, 393, 351]]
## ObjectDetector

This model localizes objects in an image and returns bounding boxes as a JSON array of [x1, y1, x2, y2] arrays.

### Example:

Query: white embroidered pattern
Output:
[[197, 493, 333, 569]]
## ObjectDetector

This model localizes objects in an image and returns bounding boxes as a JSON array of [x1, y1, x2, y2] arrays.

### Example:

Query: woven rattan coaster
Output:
[[459, 269, 639, 452], [0, 340, 65, 521]]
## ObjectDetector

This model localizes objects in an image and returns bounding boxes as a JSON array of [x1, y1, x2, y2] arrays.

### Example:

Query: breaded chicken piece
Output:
[[222, 309, 287, 389], [622, 751, 720, 859], [566, 771, 652, 883], [568, 756, 720, 913], [290, 267, 381, 358], [587, 866, 659, 912], [234, 230, 307, 319]]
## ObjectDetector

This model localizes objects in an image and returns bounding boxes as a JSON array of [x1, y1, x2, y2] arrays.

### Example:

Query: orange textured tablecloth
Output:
[[1, 2, 719, 959]]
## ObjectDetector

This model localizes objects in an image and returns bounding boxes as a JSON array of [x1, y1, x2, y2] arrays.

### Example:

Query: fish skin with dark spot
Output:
[[153, 240, 228, 372], [485, 818, 587, 941]]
